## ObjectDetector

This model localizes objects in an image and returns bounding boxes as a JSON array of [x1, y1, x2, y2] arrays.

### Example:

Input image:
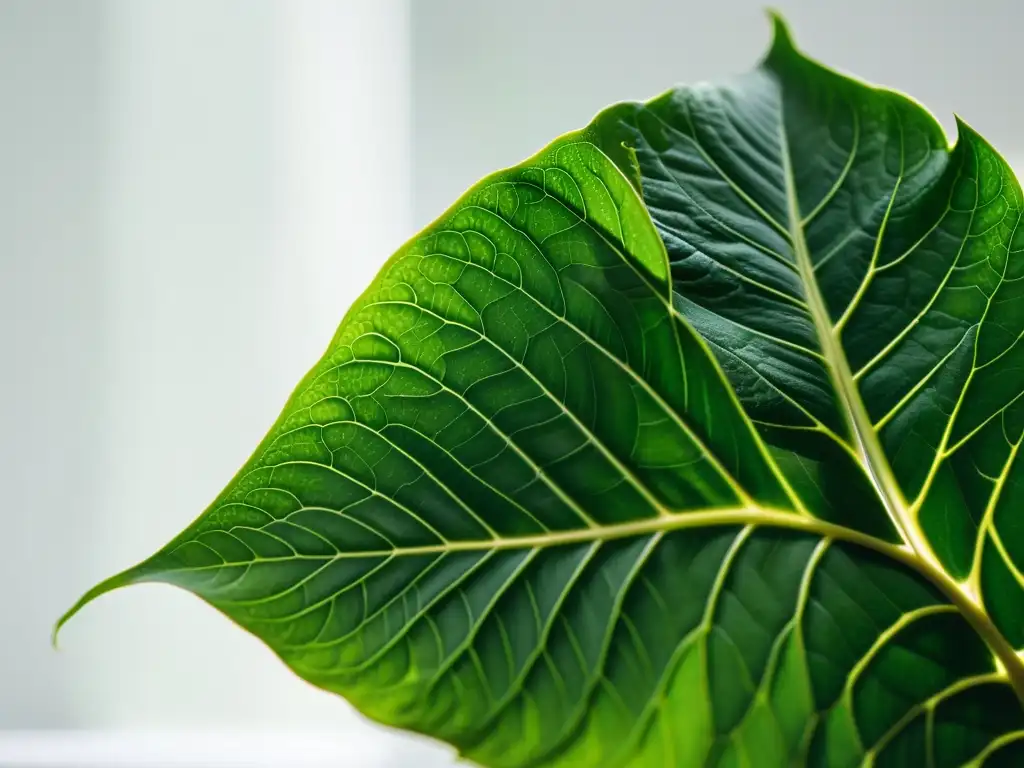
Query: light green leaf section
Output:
[[59, 14, 1024, 768]]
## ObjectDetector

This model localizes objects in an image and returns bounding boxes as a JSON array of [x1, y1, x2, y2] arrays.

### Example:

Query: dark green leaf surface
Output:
[[59, 15, 1024, 767]]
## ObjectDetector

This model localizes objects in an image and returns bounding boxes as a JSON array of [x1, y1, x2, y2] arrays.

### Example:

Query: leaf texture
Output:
[[589, 15, 1024, 667], [59, 14, 1024, 768]]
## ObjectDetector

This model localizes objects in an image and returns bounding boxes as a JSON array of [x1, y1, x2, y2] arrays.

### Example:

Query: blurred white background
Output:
[[2, 0, 1023, 765]]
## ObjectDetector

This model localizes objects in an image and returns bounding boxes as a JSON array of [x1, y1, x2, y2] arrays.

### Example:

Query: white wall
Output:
[[1, 0, 452, 764], [1, 0, 109, 732], [410, 0, 1024, 230]]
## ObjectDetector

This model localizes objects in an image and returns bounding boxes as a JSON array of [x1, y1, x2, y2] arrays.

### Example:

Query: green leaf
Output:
[[58, 13, 1024, 767]]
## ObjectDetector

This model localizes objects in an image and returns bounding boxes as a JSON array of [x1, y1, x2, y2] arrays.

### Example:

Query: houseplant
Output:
[[58, 14, 1024, 767]]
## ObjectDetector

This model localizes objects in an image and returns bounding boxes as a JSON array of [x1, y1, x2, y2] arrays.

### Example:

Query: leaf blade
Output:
[[59, 13, 1024, 767]]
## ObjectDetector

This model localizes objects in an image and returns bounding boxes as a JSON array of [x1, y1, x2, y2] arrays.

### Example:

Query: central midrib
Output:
[[775, 130, 919, 558], [52, 503, 925, 644], [148, 507, 910, 566], [775, 116, 1024, 700]]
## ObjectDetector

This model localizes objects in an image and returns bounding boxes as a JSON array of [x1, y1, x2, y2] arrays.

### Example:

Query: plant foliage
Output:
[[59, 15, 1024, 767]]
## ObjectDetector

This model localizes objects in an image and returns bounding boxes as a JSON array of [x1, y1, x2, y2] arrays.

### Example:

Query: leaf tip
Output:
[[50, 620, 64, 651], [765, 8, 798, 57], [52, 604, 79, 650], [952, 112, 977, 140], [52, 569, 140, 650], [951, 112, 993, 153]]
